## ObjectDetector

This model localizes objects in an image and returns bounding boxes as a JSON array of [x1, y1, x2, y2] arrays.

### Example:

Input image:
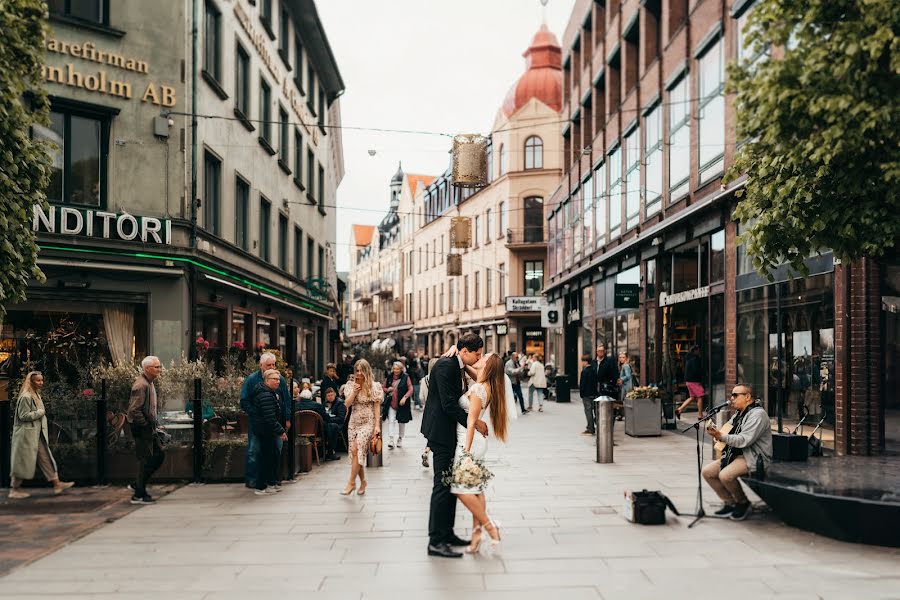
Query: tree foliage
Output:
[[725, 0, 900, 275], [0, 0, 51, 320]]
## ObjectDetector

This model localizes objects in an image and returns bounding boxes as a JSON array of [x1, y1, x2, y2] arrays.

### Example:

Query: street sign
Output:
[[541, 301, 562, 329], [614, 283, 640, 309], [506, 296, 545, 312]]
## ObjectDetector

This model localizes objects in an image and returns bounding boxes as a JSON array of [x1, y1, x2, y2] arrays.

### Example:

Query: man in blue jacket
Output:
[[240, 353, 291, 487]]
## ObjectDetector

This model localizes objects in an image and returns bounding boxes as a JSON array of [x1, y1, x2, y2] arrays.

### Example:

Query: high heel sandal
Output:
[[340, 484, 356, 496], [465, 525, 483, 554], [357, 482, 367, 495], [484, 519, 502, 551]]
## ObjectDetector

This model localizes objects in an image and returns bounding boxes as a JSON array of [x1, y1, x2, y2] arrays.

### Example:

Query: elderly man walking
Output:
[[127, 356, 164, 504], [241, 352, 292, 488]]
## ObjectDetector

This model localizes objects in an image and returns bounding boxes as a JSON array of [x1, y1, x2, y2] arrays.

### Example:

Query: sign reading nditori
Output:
[[506, 296, 546, 312], [32, 205, 172, 245]]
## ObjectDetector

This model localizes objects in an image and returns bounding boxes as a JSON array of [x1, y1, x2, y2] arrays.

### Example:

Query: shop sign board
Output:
[[541, 301, 562, 329], [506, 296, 545, 312], [496, 323, 508, 335], [614, 284, 640, 309], [567, 308, 581, 324], [523, 327, 545, 356], [32, 204, 172, 245], [659, 286, 709, 307]]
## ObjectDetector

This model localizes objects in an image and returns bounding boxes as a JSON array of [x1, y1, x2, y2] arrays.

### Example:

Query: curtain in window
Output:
[[102, 303, 134, 366]]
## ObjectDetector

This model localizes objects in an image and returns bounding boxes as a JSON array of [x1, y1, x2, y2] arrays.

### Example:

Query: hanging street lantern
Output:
[[452, 134, 488, 188], [450, 216, 472, 248], [447, 253, 462, 276]]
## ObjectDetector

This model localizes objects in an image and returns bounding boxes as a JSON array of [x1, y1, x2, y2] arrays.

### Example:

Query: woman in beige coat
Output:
[[9, 371, 74, 499]]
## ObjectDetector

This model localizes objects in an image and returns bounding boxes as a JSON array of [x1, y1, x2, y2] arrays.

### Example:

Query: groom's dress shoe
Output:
[[447, 535, 471, 547], [427, 543, 463, 558]]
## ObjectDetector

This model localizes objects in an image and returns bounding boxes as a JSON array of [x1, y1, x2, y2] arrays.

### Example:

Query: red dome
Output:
[[501, 24, 563, 117]]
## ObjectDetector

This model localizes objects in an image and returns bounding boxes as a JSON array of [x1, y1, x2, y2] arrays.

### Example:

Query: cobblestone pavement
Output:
[[1, 399, 898, 599]]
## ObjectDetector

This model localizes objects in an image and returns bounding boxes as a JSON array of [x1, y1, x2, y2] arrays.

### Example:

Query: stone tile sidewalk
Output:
[[1, 400, 897, 599]]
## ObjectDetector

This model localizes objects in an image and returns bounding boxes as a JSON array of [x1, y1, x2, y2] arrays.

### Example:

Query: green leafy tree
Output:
[[725, 0, 900, 275], [0, 0, 51, 320]]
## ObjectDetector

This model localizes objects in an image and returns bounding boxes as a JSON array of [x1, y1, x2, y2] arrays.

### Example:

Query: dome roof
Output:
[[501, 24, 563, 117], [390, 162, 403, 184]]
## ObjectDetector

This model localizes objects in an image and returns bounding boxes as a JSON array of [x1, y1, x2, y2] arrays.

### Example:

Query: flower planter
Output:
[[202, 441, 248, 482]]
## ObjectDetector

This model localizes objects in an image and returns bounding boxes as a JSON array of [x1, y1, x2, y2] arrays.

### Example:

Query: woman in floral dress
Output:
[[341, 359, 383, 496]]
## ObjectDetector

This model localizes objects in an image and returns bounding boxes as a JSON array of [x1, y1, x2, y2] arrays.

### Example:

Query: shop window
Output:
[[644, 104, 663, 215], [608, 145, 622, 239], [259, 195, 271, 261], [710, 230, 725, 282], [697, 37, 725, 182], [48, 0, 107, 25], [524, 136, 543, 169], [524, 197, 544, 242], [235, 43, 251, 118], [525, 260, 544, 296], [204, 1, 222, 83], [645, 258, 656, 299], [203, 151, 221, 236], [34, 108, 107, 207], [256, 317, 275, 348], [196, 305, 226, 350], [235, 175, 249, 251], [231, 311, 252, 347], [668, 76, 690, 200], [624, 126, 641, 229]]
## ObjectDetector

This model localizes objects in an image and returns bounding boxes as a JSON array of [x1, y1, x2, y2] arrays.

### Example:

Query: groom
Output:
[[421, 332, 488, 558]]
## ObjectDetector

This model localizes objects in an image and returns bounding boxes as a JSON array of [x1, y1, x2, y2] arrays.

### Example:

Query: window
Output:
[[486, 269, 493, 306], [499, 263, 506, 300], [525, 260, 544, 296], [306, 237, 314, 277], [235, 44, 251, 117], [293, 129, 303, 185], [463, 275, 469, 310], [293, 35, 304, 91], [306, 149, 315, 199], [594, 161, 606, 247], [623, 20, 639, 94], [306, 63, 316, 114], [259, 79, 272, 145], [279, 5, 289, 58], [644, 104, 663, 215], [573, 188, 583, 257], [293, 226, 303, 278], [418, 291, 422, 319], [448, 279, 455, 312], [524, 136, 543, 169], [279, 106, 289, 166], [260, 0, 272, 30], [668, 76, 690, 199], [317, 164, 325, 213], [711, 229, 725, 283], [440, 235, 444, 263], [39, 108, 106, 208], [583, 174, 593, 250], [474, 215, 481, 247], [607, 49, 621, 118], [235, 176, 249, 250], [498, 144, 507, 176], [204, 1, 222, 82], [203, 151, 221, 235], [318, 86, 326, 128], [432, 285, 437, 317], [48, 0, 106, 24], [499, 201, 507, 237], [485, 209, 493, 244], [524, 197, 543, 242], [608, 145, 622, 239], [439, 283, 444, 314], [259, 196, 271, 261], [318, 245, 325, 280], [624, 125, 641, 229], [474, 271, 480, 308], [643, 0, 662, 68], [697, 38, 725, 181], [278, 213, 288, 270]]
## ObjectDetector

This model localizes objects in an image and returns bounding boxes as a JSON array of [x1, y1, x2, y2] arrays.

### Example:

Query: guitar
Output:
[[707, 420, 733, 460]]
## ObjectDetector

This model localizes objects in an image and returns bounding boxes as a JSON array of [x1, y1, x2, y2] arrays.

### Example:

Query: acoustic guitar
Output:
[[708, 421, 733, 460]]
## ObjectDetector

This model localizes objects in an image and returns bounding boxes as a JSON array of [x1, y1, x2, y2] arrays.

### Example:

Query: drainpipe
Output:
[[189, 0, 199, 359]]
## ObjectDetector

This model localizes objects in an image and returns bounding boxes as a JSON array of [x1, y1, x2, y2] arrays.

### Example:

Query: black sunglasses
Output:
[[730, 392, 749, 398]]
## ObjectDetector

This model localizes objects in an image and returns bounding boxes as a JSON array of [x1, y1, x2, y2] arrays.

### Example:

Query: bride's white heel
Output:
[[465, 525, 483, 554], [484, 519, 502, 554]]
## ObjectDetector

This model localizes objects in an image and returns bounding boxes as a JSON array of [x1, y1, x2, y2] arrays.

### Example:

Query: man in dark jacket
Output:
[[251, 370, 287, 495], [127, 356, 165, 504], [320, 363, 342, 398], [578, 354, 599, 435], [595, 344, 619, 398], [296, 388, 340, 461], [240, 353, 291, 487]]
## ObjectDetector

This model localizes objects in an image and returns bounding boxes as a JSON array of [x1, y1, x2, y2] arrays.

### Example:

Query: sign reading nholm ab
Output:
[[32, 205, 172, 245]]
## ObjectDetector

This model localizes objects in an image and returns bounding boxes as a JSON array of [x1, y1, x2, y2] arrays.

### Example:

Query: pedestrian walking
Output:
[[8, 371, 74, 499], [409, 356, 424, 410], [127, 356, 165, 504], [677, 345, 705, 418], [383, 361, 413, 449], [341, 359, 383, 496], [504, 352, 527, 414], [526, 354, 547, 412], [251, 370, 288, 495], [240, 353, 291, 488]]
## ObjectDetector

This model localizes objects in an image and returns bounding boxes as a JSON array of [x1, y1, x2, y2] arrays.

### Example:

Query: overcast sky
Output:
[[316, 0, 575, 272]]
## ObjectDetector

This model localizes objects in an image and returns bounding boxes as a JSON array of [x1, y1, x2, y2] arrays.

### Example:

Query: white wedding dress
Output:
[[451, 382, 490, 495]]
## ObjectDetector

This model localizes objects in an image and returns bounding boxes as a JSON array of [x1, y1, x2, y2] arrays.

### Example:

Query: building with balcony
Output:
[[546, 0, 897, 455], [2, 0, 345, 389]]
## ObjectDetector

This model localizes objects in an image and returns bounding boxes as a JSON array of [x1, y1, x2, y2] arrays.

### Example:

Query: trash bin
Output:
[[555, 375, 570, 403]]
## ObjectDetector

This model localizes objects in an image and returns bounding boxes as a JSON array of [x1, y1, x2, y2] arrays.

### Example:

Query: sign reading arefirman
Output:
[[32, 205, 172, 245], [505, 296, 546, 312], [659, 286, 709, 307]]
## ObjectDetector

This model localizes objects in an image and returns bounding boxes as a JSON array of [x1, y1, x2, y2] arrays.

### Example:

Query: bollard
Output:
[[96, 379, 108, 486], [192, 378, 203, 483], [0, 399, 10, 488], [595, 397, 614, 463]]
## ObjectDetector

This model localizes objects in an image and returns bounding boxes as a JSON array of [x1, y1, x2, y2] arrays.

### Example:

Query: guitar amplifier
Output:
[[772, 433, 808, 461]]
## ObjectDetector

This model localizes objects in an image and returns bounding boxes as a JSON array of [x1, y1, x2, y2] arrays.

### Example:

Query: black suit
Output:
[[420, 356, 469, 545]]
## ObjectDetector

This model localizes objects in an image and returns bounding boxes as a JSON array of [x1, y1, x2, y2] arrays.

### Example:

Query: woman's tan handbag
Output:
[[369, 433, 382, 455]]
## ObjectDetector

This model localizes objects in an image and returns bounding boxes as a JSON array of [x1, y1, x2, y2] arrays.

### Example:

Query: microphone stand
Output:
[[681, 402, 729, 528]]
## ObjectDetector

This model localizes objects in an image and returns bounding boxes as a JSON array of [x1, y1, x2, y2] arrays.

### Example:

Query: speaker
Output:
[[772, 433, 808, 461]]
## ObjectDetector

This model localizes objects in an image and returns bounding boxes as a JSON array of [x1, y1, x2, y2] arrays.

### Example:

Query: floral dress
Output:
[[347, 382, 383, 466]]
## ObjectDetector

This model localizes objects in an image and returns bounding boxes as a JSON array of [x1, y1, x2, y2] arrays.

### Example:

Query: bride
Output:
[[451, 353, 509, 554]]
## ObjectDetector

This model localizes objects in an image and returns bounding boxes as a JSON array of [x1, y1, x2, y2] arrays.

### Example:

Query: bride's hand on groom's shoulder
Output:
[[442, 345, 459, 358]]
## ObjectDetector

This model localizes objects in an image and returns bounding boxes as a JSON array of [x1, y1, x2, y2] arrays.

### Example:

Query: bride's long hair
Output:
[[478, 354, 508, 442]]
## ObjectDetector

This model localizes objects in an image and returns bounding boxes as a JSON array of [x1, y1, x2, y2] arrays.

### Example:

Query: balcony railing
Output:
[[506, 226, 546, 246], [377, 282, 394, 298]]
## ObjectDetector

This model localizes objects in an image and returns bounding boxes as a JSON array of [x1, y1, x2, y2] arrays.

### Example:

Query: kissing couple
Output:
[[421, 332, 511, 558]]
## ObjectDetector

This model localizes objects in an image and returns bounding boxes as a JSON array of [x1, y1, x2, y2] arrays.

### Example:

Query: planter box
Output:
[[203, 443, 248, 482]]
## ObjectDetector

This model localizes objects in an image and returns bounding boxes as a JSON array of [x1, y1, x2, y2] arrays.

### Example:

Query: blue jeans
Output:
[[246, 431, 283, 485]]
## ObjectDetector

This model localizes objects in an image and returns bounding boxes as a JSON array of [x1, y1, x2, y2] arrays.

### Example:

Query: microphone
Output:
[[706, 401, 731, 414]]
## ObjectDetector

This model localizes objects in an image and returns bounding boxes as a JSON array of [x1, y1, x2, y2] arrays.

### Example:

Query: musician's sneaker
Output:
[[713, 504, 735, 517], [730, 502, 753, 521]]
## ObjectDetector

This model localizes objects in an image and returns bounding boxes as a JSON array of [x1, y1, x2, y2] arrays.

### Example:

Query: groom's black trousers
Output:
[[428, 443, 456, 545]]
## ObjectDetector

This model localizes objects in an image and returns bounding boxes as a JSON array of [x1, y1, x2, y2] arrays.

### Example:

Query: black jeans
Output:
[[131, 423, 165, 497], [255, 431, 279, 491], [512, 384, 526, 412], [324, 422, 340, 454], [428, 443, 456, 545]]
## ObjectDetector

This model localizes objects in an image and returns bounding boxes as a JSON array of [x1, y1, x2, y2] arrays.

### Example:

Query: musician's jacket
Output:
[[720, 404, 773, 469]]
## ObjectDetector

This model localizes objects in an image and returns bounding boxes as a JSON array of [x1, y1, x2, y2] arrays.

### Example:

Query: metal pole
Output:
[[595, 398, 614, 463], [776, 282, 784, 433], [0, 400, 10, 488], [96, 379, 108, 486], [192, 378, 203, 483]]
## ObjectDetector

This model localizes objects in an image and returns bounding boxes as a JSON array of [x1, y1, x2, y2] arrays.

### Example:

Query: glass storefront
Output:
[[594, 267, 641, 384]]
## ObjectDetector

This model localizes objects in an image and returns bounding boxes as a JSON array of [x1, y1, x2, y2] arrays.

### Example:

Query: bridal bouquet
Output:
[[442, 451, 494, 490]]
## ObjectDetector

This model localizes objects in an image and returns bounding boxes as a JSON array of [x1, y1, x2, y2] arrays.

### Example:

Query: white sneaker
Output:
[[254, 489, 269, 496], [388, 437, 395, 450], [265, 487, 279, 494], [396, 438, 403, 448]]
